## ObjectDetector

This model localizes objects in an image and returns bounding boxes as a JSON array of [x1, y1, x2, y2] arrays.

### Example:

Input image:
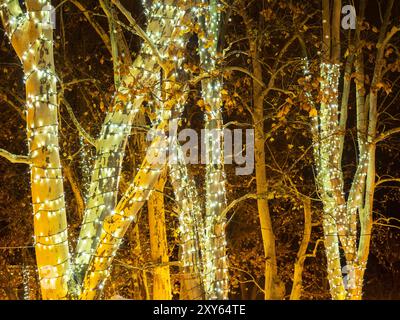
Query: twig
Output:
[[59, 95, 97, 148], [69, 0, 112, 54], [374, 127, 400, 144], [229, 266, 265, 294]]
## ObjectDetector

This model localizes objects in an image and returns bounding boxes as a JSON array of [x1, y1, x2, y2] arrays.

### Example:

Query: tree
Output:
[[1, 0, 72, 299], [1, 0, 400, 301], [1, 0, 192, 299], [302, 0, 400, 299]]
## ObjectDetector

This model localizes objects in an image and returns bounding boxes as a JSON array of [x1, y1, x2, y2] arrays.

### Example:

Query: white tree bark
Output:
[[169, 132, 205, 299], [0, 0, 71, 299], [197, 0, 228, 300], [74, 0, 186, 295], [77, 0, 189, 298], [307, 0, 398, 299]]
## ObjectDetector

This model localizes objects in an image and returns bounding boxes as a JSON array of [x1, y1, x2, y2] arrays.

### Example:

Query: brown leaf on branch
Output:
[[309, 108, 318, 117]]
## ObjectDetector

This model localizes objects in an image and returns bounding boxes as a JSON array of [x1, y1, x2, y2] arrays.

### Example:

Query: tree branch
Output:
[[110, 0, 166, 70], [69, 0, 112, 55], [190, 66, 298, 100], [0, 89, 25, 120], [375, 177, 400, 186], [62, 160, 85, 219], [374, 127, 400, 144], [60, 96, 97, 148], [0, 0, 25, 37], [100, 0, 132, 87], [304, 239, 324, 259], [0, 148, 30, 164], [381, 26, 399, 50], [229, 266, 265, 295], [224, 193, 258, 225]]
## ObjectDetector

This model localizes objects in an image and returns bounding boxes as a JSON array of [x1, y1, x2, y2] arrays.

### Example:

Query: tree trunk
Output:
[[1, 0, 71, 299], [129, 224, 150, 300], [74, 0, 187, 295], [351, 0, 395, 299], [290, 198, 312, 300], [169, 135, 205, 299], [148, 170, 172, 299], [198, 0, 229, 300]]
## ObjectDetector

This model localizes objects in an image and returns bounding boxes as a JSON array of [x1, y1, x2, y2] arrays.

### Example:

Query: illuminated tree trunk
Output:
[[168, 135, 205, 300], [317, 61, 347, 300], [290, 198, 312, 300], [0, 0, 71, 299], [305, 0, 347, 300], [78, 0, 188, 296], [73, 0, 143, 286], [298, 1, 347, 300], [73, 7, 148, 284], [74, 0, 184, 295], [250, 35, 283, 302], [80, 83, 189, 298], [129, 224, 150, 300], [351, 0, 397, 299], [148, 171, 172, 300], [73, 93, 142, 285], [79, 132, 169, 299], [306, 0, 397, 300], [197, 0, 228, 300]]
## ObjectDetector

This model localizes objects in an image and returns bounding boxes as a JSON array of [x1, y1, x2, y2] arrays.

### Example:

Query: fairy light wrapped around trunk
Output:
[[145, 8, 206, 297], [22, 264, 31, 300], [168, 117, 206, 299], [303, 60, 347, 300], [195, 0, 228, 300], [73, 92, 140, 286], [78, 0, 190, 299], [79, 136, 93, 203], [73, 0, 186, 292], [301, 0, 375, 299], [0, 0, 72, 299]]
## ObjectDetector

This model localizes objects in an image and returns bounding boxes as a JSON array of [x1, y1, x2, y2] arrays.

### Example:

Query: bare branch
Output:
[[373, 216, 400, 230], [229, 266, 265, 295], [224, 66, 265, 88], [100, 0, 132, 87], [304, 239, 324, 259], [60, 96, 97, 148], [69, 0, 112, 55], [190, 66, 297, 100], [373, 223, 400, 231], [381, 26, 400, 50], [374, 127, 400, 144], [0, 148, 30, 164], [375, 177, 400, 186], [0, 89, 25, 120], [224, 193, 258, 224], [63, 161, 85, 218]]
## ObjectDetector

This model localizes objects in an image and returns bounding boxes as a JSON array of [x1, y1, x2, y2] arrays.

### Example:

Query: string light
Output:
[[1, 0, 229, 300], [79, 136, 93, 203], [302, 58, 369, 299], [196, 0, 229, 300], [169, 130, 206, 298], [303, 60, 347, 299], [76, 0, 190, 299], [22, 264, 31, 300], [1, 0, 71, 299]]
